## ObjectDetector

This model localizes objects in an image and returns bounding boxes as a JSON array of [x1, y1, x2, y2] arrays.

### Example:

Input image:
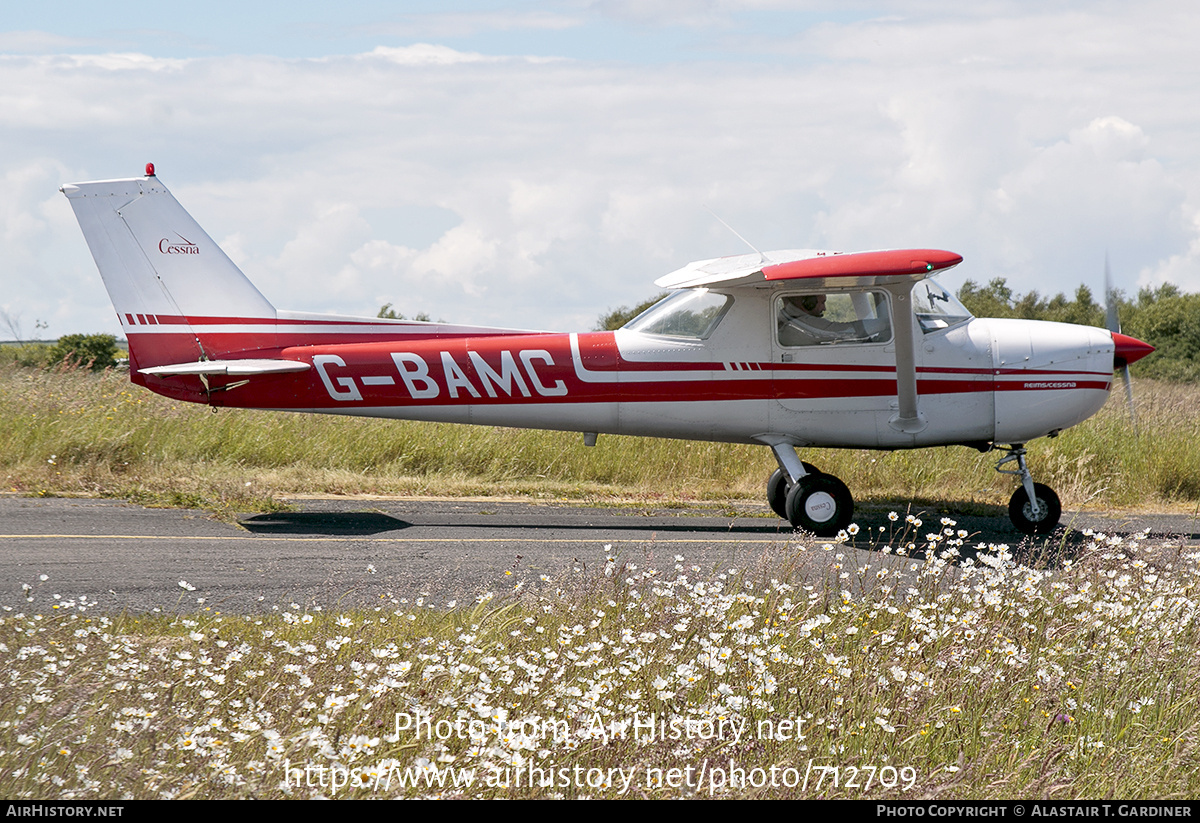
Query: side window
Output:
[[913, 279, 973, 333], [776, 291, 891, 347]]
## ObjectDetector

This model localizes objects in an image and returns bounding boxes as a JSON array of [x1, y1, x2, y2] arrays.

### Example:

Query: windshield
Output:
[[623, 289, 731, 339], [913, 279, 973, 333]]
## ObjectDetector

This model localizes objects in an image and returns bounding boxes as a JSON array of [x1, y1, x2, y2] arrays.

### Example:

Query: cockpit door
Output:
[[770, 287, 897, 448]]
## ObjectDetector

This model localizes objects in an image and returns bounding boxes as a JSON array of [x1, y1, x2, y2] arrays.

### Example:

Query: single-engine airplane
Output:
[[61, 165, 1154, 536]]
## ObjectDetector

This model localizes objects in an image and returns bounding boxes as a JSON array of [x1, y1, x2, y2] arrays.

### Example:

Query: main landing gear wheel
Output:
[[767, 464, 822, 520], [1009, 483, 1062, 535], [784, 473, 853, 537]]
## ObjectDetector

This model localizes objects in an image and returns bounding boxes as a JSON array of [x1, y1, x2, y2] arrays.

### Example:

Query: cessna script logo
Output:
[[158, 234, 199, 254]]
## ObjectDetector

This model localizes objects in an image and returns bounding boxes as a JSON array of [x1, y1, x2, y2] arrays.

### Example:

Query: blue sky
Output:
[[0, 2, 867, 62], [3, 2, 1200, 338]]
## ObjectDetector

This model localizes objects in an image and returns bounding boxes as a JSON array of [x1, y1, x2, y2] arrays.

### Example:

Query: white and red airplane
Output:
[[61, 165, 1154, 536]]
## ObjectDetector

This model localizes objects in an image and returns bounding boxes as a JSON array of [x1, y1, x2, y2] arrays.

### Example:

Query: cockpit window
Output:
[[777, 290, 891, 347], [623, 289, 731, 339], [913, 279, 973, 333]]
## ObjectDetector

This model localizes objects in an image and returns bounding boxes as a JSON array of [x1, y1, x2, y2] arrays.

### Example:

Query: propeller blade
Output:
[[1119, 362, 1137, 434], [1103, 256, 1153, 435], [1104, 254, 1121, 334]]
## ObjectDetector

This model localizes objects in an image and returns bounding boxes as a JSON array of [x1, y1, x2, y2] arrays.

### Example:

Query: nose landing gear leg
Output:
[[997, 444, 1061, 535]]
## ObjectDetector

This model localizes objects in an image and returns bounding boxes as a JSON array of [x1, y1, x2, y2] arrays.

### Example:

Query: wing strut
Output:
[[882, 282, 926, 433]]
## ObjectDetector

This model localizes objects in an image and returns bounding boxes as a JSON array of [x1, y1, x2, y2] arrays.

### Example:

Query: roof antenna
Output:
[[703, 205, 768, 264]]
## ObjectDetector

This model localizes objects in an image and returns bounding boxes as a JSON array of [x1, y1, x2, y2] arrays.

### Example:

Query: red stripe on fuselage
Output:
[[127, 328, 1110, 410]]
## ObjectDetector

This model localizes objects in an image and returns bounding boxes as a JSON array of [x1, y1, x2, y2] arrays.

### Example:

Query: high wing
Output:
[[656, 248, 964, 289]]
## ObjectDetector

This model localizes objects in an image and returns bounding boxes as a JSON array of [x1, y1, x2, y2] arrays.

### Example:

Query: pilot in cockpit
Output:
[[777, 293, 862, 347]]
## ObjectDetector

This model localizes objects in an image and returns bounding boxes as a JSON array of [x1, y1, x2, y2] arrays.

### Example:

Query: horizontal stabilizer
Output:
[[139, 359, 311, 377]]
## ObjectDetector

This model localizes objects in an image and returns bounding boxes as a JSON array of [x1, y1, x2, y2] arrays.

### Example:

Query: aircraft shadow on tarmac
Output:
[[234, 508, 1198, 573], [239, 512, 411, 536]]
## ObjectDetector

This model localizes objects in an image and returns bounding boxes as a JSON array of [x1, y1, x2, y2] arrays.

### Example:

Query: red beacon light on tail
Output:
[[145, 162, 156, 177]]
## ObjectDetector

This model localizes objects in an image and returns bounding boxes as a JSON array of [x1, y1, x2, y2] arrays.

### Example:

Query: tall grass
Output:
[[2, 363, 1198, 512]]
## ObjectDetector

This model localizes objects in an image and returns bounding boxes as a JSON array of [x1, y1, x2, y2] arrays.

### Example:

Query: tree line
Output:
[[0, 334, 122, 371], [957, 278, 1199, 382]]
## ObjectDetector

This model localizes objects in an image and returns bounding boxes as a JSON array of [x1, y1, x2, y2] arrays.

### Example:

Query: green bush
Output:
[[47, 334, 120, 371]]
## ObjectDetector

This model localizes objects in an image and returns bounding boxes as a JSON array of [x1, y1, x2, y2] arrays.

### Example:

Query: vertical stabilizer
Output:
[[61, 173, 276, 368]]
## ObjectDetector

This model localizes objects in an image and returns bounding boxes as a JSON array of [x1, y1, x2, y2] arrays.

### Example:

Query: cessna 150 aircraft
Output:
[[61, 166, 1154, 537]]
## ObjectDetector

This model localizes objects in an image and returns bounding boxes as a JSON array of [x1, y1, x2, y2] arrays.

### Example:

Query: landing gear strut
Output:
[[996, 445, 1061, 535], [766, 444, 853, 537]]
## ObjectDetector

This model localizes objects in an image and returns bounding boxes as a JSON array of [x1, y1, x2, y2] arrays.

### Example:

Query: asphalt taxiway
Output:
[[2, 496, 1196, 613]]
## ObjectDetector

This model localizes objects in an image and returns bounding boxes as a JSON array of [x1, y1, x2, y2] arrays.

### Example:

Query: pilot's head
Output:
[[787, 294, 826, 317]]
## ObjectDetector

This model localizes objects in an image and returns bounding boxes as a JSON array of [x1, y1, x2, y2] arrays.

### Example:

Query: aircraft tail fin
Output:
[[61, 168, 276, 368]]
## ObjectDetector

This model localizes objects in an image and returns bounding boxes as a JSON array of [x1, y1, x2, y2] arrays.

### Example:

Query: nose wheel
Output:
[[997, 445, 1062, 535], [1008, 483, 1061, 536]]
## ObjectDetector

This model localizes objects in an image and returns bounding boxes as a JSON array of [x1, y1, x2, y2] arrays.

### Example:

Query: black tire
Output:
[[767, 463, 822, 520], [785, 473, 853, 536], [1009, 483, 1061, 535], [767, 469, 789, 519]]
